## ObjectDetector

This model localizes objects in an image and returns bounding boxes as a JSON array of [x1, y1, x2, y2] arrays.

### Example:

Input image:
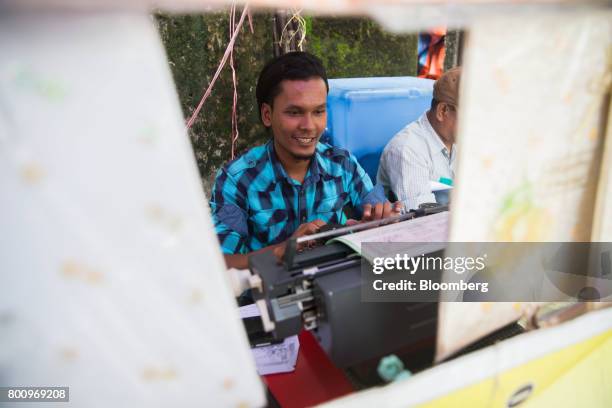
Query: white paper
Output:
[[329, 211, 450, 259], [251, 335, 300, 376], [239, 303, 262, 319], [239, 304, 300, 375], [430, 180, 453, 192]]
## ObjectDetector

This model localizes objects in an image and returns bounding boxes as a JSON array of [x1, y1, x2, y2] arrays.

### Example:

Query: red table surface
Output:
[[263, 330, 355, 407]]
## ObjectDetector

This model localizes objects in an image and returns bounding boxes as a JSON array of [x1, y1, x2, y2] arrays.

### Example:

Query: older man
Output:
[[377, 67, 461, 210]]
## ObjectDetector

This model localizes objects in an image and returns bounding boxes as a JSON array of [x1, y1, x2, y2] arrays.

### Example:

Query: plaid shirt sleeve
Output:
[[345, 153, 387, 216], [209, 167, 249, 255]]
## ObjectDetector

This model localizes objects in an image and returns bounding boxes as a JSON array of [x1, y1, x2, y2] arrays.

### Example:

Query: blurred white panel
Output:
[[438, 11, 611, 361], [451, 12, 611, 242], [2, 0, 610, 17], [592, 101, 612, 241], [0, 12, 264, 408]]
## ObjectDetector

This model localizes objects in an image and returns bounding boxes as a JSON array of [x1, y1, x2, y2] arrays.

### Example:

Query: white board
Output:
[[437, 11, 611, 361], [0, 12, 265, 407]]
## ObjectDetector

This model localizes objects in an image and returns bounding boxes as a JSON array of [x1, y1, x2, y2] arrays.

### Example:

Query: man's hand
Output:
[[361, 201, 403, 222], [292, 219, 327, 240], [273, 219, 327, 260]]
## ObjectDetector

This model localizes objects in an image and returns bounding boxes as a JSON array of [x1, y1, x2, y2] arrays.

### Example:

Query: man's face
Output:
[[437, 102, 458, 145], [261, 78, 327, 161], [446, 104, 458, 144]]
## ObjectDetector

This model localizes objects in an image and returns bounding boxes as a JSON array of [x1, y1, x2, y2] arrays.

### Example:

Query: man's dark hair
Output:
[[430, 98, 440, 111], [255, 51, 329, 121]]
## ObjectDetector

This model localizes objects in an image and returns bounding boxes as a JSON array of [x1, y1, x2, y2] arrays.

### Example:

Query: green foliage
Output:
[[306, 17, 417, 78], [156, 12, 417, 190], [156, 12, 275, 188]]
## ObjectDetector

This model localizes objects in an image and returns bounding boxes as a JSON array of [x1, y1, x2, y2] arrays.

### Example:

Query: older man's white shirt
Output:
[[377, 113, 456, 210]]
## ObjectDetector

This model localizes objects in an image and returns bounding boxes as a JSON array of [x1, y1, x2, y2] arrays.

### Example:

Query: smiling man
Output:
[[210, 52, 401, 269]]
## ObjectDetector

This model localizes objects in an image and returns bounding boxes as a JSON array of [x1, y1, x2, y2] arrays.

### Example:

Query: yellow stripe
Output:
[[419, 330, 612, 407]]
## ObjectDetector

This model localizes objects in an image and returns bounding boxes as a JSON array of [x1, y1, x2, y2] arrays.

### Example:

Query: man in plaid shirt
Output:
[[210, 52, 402, 269]]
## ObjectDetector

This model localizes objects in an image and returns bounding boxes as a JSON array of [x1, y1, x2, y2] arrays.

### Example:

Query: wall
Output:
[[156, 12, 417, 194]]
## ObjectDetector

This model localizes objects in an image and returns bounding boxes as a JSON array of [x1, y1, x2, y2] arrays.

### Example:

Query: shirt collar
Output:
[[266, 140, 322, 187], [421, 113, 451, 156]]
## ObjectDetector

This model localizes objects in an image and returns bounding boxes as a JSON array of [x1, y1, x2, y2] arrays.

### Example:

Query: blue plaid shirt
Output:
[[210, 141, 385, 254]]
